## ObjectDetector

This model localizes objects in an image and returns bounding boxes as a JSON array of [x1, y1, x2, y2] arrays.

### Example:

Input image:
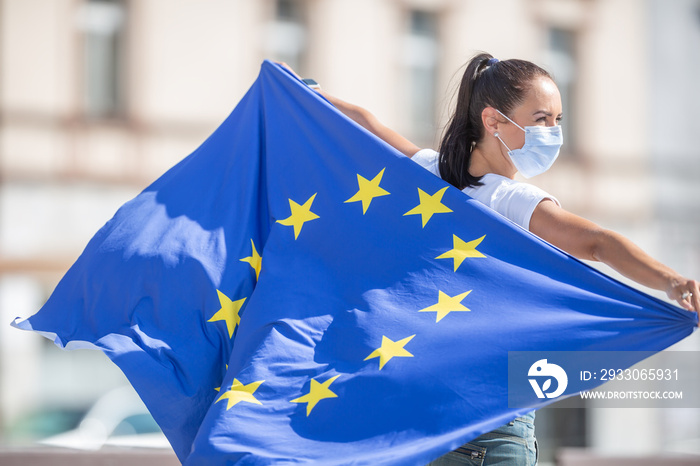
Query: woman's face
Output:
[[499, 76, 563, 150]]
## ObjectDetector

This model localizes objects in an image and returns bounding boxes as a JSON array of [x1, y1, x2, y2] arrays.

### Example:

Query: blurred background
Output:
[[0, 0, 699, 464]]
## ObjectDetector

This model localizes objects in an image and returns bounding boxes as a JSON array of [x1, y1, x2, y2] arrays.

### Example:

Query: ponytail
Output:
[[438, 52, 552, 189]]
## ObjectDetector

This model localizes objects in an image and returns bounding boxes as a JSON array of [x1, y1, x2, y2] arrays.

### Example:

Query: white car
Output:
[[40, 385, 170, 450]]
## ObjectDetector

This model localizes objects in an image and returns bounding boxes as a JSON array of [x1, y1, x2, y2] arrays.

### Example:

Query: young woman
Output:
[[281, 54, 699, 465]]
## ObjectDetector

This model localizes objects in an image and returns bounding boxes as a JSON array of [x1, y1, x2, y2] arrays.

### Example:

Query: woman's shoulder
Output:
[[468, 175, 560, 230], [410, 148, 440, 176], [465, 172, 556, 199], [409, 149, 559, 230]]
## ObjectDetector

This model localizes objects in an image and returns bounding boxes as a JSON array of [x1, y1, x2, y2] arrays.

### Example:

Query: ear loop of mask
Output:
[[496, 109, 525, 131], [493, 109, 524, 152]]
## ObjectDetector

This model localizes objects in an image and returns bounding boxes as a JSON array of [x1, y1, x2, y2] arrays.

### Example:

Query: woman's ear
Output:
[[481, 107, 502, 137]]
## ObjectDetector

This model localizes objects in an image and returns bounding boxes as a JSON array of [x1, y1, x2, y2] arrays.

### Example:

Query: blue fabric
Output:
[[12, 61, 697, 465]]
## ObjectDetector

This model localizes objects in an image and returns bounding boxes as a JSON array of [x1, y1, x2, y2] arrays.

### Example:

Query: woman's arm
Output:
[[277, 62, 421, 157], [317, 91, 421, 158], [530, 199, 700, 314]]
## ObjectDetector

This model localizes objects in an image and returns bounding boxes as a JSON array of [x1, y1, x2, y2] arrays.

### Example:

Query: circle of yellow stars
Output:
[[208, 166, 487, 418]]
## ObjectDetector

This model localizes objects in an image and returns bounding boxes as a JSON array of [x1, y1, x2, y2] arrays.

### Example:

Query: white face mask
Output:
[[494, 109, 563, 178]]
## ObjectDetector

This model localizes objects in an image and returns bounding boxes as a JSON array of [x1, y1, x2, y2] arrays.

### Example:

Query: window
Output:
[[402, 10, 440, 147], [265, 0, 308, 74], [76, 0, 127, 119], [544, 27, 577, 155]]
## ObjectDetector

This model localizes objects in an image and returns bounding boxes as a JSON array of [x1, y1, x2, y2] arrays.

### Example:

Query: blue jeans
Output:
[[426, 412, 538, 465]]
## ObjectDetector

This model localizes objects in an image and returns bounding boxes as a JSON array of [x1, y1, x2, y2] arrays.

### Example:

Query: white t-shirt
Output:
[[411, 149, 560, 231]]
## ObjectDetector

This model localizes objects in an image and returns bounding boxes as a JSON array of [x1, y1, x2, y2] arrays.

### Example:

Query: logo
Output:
[[528, 359, 568, 399]]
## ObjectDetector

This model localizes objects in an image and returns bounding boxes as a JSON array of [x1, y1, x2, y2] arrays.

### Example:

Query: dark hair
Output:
[[438, 52, 552, 189]]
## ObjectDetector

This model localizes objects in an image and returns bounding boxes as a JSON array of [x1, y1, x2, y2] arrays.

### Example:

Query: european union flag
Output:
[[13, 61, 697, 464]]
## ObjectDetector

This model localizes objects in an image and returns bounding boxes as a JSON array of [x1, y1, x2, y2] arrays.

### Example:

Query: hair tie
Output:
[[487, 57, 499, 65]]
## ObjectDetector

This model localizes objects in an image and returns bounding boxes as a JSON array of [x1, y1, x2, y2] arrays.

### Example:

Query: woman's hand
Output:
[[666, 277, 700, 313]]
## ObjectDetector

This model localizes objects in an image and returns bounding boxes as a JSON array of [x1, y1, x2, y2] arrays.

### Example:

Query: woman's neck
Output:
[[469, 146, 517, 179]]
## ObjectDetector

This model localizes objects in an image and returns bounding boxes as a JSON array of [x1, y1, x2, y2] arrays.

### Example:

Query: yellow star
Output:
[[344, 168, 390, 214], [436, 234, 486, 272], [240, 239, 262, 280], [277, 193, 320, 239], [207, 290, 246, 338], [290, 375, 341, 416], [216, 378, 264, 410], [364, 335, 415, 370], [419, 290, 472, 322], [403, 187, 453, 227]]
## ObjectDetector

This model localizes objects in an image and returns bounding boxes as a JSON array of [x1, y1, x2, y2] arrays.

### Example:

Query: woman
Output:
[[282, 54, 699, 465]]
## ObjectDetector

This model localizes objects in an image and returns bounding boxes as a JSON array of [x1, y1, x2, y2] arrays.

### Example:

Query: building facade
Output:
[[1, 0, 698, 461]]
